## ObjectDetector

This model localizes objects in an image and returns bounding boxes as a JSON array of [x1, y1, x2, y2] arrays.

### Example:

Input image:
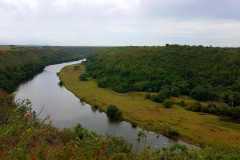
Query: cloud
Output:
[[139, 0, 240, 21], [0, 0, 239, 46]]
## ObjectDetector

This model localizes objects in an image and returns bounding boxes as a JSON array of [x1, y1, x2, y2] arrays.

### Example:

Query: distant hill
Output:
[[0, 46, 103, 92]]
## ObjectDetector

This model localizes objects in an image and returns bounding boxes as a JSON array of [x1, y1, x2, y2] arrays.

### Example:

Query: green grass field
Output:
[[59, 64, 240, 147], [0, 46, 11, 51], [0, 46, 21, 51]]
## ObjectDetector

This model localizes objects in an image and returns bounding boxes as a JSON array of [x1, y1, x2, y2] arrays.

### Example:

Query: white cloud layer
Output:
[[0, 0, 240, 46]]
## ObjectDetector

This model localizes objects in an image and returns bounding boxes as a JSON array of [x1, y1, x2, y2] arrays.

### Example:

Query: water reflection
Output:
[[107, 117, 122, 124]]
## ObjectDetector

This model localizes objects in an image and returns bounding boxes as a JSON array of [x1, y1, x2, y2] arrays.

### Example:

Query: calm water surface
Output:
[[14, 59, 196, 150]]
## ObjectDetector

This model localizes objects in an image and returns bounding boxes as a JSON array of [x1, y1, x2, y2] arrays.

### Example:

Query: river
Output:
[[14, 59, 196, 150]]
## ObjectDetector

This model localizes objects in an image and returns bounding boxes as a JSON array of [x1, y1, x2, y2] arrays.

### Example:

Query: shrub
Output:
[[73, 65, 80, 70], [207, 103, 217, 114], [231, 106, 240, 120], [131, 122, 137, 128], [188, 101, 201, 112], [217, 104, 232, 116], [180, 100, 186, 107], [107, 105, 123, 119], [79, 73, 88, 81], [58, 80, 63, 87], [163, 99, 173, 108], [160, 124, 180, 137], [145, 93, 151, 100], [59, 128, 77, 145], [0, 96, 60, 160], [150, 92, 166, 103], [169, 143, 188, 152]]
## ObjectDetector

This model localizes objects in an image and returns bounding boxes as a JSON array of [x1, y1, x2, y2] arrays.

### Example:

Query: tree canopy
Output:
[[86, 45, 240, 106], [0, 46, 102, 92]]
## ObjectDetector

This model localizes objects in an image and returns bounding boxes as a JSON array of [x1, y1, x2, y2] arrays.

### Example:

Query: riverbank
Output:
[[59, 64, 240, 147]]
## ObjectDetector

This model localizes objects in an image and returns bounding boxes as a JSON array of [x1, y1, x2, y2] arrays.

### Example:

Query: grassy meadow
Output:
[[0, 46, 13, 51], [59, 64, 240, 147]]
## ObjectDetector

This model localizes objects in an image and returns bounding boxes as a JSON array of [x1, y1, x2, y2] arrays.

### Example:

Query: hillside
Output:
[[0, 46, 103, 92], [86, 45, 240, 106]]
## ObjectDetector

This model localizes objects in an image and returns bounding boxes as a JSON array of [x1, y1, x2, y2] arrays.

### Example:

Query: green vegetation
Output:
[[232, 106, 240, 120], [0, 46, 103, 92], [2, 90, 240, 159], [73, 65, 80, 70], [180, 100, 186, 107], [59, 64, 240, 148], [106, 105, 123, 119], [86, 45, 240, 107], [58, 80, 64, 87], [131, 121, 137, 128], [85, 45, 240, 119], [163, 99, 173, 108], [2, 45, 240, 159], [0, 47, 80, 92], [160, 124, 179, 136], [79, 73, 88, 81]]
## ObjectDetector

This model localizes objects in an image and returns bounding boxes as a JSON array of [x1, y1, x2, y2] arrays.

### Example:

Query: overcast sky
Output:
[[0, 0, 240, 47]]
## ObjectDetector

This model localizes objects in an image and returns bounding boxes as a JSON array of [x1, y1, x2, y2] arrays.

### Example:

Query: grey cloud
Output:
[[139, 0, 240, 21], [0, 1, 17, 12], [0, 0, 239, 46]]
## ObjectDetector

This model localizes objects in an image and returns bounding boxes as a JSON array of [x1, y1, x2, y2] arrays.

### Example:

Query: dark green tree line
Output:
[[85, 45, 240, 107], [0, 46, 102, 92]]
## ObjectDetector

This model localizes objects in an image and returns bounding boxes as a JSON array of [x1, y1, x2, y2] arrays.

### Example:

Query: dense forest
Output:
[[0, 46, 103, 92], [86, 45, 240, 107]]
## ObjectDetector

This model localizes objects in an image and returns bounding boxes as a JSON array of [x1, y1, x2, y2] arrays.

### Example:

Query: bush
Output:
[[160, 124, 180, 137], [180, 100, 186, 107], [207, 103, 217, 114], [73, 65, 80, 70], [58, 80, 63, 87], [131, 122, 137, 128], [79, 73, 88, 81], [59, 128, 77, 145], [188, 101, 201, 112], [163, 99, 173, 108], [145, 93, 151, 100], [3, 92, 240, 159], [217, 104, 232, 116], [150, 92, 166, 103], [231, 106, 240, 120], [107, 105, 123, 119]]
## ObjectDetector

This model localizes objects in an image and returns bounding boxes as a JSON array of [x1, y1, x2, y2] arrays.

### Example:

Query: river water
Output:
[[14, 59, 196, 150]]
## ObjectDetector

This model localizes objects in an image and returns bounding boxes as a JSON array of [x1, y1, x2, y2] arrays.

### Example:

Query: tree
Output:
[[207, 103, 217, 114], [188, 101, 201, 112], [58, 81, 63, 87], [218, 92, 226, 103], [106, 105, 123, 119], [151, 91, 166, 103], [161, 85, 180, 97], [190, 85, 209, 101], [228, 92, 234, 108], [163, 99, 173, 108], [231, 106, 240, 120], [79, 74, 88, 81]]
